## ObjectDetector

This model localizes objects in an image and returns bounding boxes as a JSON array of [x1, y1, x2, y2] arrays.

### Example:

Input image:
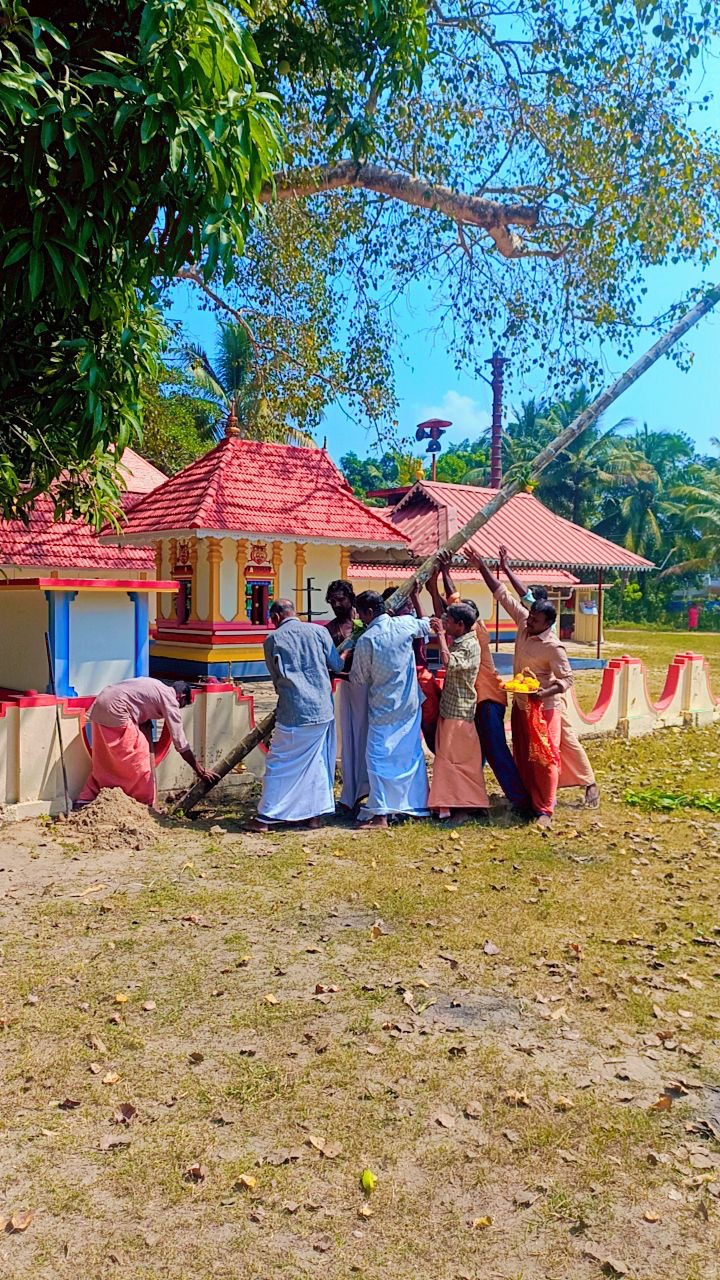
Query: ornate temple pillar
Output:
[[233, 539, 249, 622], [188, 540, 201, 621], [271, 541, 283, 603], [294, 542, 306, 612], [340, 546, 351, 580], [206, 537, 224, 623]]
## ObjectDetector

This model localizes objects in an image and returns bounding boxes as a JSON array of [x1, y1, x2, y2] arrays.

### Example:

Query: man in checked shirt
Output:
[[428, 603, 490, 822]]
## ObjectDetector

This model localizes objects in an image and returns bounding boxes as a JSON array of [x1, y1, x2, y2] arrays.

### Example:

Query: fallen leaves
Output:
[[112, 1103, 136, 1125], [263, 993, 279, 1006], [360, 1169, 377, 1194], [102, 1071, 120, 1086], [235, 1174, 257, 1191], [435, 1109, 456, 1130], [471, 1215, 493, 1229], [3, 1209, 34, 1234], [503, 1090, 531, 1108], [306, 1135, 342, 1159], [183, 1162, 206, 1184]]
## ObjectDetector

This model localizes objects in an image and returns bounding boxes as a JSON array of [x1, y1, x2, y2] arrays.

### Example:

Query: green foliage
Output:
[[139, 366, 217, 475], [0, 0, 427, 521], [0, 0, 285, 523], [435, 438, 489, 485], [625, 787, 720, 814]]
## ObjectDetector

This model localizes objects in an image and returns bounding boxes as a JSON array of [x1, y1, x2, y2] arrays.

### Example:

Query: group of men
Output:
[[253, 546, 598, 832], [76, 547, 598, 830]]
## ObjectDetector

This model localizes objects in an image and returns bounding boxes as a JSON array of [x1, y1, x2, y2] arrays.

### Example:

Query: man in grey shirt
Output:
[[252, 599, 343, 831]]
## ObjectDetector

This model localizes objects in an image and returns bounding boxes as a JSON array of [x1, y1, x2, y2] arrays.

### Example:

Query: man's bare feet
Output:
[[536, 813, 553, 831], [248, 816, 278, 833], [355, 815, 389, 831], [303, 816, 323, 829], [584, 783, 600, 808]]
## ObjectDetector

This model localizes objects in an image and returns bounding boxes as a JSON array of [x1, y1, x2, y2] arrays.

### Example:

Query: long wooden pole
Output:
[[385, 283, 720, 615], [174, 282, 720, 815], [170, 711, 276, 815]]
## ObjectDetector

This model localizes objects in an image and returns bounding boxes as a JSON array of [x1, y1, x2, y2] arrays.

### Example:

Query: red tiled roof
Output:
[[0, 450, 168, 571], [111, 438, 410, 548], [389, 482, 654, 572], [118, 447, 168, 495], [349, 563, 582, 587]]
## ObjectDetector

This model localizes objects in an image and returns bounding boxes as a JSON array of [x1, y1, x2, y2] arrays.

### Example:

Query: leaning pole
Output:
[[173, 282, 720, 815]]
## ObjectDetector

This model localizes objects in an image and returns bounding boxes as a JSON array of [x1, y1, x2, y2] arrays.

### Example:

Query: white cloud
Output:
[[413, 390, 491, 441]]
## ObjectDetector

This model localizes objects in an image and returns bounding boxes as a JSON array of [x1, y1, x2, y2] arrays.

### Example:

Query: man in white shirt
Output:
[[350, 590, 432, 829]]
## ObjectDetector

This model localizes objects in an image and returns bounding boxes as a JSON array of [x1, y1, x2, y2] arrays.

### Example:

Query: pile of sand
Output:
[[67, 788, 163, 850]]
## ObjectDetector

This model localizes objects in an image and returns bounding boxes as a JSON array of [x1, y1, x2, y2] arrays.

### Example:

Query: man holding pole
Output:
[[252, 598, 343, 831], [350, 590, 432, 829], [497, 546, 599, 808]]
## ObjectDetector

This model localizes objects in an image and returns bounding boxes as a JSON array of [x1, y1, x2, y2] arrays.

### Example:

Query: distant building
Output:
[[349, 480, 654, 650], [0, 450, 173, 696]]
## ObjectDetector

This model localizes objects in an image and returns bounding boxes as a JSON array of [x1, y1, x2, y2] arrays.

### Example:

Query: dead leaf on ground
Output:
[[235, 1174, 257, 1190], [58, 1097, 81, 1110], [644, 1210, 661, 1222], [503, 1090, 530, 1107], [471, 1215, 493, 1229], [102, 1071, 120, 1086], [5, 1209, 34, 1233], [464, 1100, 483, 1119], [183, 1162, 206, 1184], [263, 993, 279, 1006], [142, 1000, 156, 1012], [650, 1094, 673, 1112], [483, 940, 500, 956], [113, 993, 129, 1005], [312, 1234, 333, 1252], [99, 1132, 132, 1151], [370, 918, 390, 938], [113, 1103, 137, 1125], [188, 1051, 204, 1064], [554, 1095, 575, 1111], [435, 1109, 456, 1129]]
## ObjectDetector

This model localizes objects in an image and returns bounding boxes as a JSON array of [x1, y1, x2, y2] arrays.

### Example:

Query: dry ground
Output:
[[572, 627, 720, 712], [1, 714, 719, 1280]]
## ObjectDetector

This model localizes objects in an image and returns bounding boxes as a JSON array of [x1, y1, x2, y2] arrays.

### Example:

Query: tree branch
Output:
[[261, 160, 561, 260]]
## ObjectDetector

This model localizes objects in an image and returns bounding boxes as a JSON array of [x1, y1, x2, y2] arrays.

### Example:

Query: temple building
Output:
[[109, 412, 409, 680]]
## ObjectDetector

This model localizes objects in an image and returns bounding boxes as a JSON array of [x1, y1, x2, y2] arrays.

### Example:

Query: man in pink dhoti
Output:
[[428, 603, 489, 822], [76, 678, 217, 808]]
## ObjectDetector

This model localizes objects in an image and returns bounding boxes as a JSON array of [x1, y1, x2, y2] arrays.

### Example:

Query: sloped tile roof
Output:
[[112, 438, 409, 549], [390, 482, 654, 572], [0, 450, 168, 571]]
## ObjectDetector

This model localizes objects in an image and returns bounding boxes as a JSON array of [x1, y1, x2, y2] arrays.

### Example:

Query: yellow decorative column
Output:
[[206, 537, 224, 623], [271, 541, 283, 602], [188, 540, 200, 621], [294, 542, 306, 611], [155, 541, 166, 619], [340, 546, 351, 580], [233, 539, 249, 621]]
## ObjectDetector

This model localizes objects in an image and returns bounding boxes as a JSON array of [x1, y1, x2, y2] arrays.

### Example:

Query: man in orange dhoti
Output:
[[428, 603, 489, 821], [498, 548, 599, 808]]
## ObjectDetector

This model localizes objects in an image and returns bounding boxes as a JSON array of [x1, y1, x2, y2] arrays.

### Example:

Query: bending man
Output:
[[254, 598, 343, 831], [76, 677, 216, 808], [350, 590, 432, 829]]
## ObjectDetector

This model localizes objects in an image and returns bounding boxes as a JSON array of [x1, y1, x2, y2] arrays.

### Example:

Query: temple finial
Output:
[[225, 398, 241, 438]]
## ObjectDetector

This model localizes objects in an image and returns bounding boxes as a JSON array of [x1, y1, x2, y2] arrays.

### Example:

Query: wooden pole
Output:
[[170, 711, 276, 816], [385, 283, 720, 616], [596, 568, 604, 661]]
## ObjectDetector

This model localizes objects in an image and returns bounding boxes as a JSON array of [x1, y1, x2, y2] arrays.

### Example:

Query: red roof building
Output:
[[0, 448, 167, 574], [105, 428, 411, 681], [350, 480, 654, 651]]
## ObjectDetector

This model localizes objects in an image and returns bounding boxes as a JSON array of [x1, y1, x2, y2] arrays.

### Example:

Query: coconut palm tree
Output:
[[184, 321, 312, 445], [661, 466, 720, 576]]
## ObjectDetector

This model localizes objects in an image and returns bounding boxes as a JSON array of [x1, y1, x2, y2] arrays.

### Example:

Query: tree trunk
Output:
[[385, 282, 720, 614], [171, 711, 276, 816], [261, 161, 550, 260]]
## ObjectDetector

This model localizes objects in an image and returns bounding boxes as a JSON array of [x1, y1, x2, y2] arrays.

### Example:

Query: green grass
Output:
[[0, 716, 719, 1278]]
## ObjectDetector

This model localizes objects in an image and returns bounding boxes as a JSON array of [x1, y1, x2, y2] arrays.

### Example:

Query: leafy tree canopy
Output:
[[0, 0, 426, 520]]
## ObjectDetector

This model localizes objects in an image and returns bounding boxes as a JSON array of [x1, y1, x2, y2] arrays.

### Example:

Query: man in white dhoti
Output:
[[325, 579, 369, 812], [252, 599, 343, 832], [350, 590, 432, 830]]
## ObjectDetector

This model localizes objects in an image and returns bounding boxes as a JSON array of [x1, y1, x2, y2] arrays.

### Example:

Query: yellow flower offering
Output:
[[503, 667, 540, 694]]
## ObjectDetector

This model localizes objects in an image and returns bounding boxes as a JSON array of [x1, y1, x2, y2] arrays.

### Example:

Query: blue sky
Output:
[[168, 251, 720, 470]]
